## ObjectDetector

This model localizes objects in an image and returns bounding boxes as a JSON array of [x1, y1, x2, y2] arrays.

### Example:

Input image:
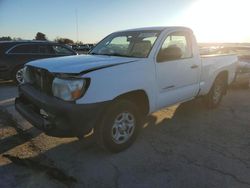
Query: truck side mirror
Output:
[[157, 46, 182, 62]]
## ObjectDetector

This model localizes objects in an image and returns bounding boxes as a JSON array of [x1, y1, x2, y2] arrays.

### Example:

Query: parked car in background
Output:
[[70, 44, 78, 51], [70, 44, 94, 54], [0, 40, 77, 84], [77, 44, 91, 53]]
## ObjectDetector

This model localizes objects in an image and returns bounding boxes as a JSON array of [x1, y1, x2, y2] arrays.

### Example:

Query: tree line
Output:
[[0, 32, 83, 45]]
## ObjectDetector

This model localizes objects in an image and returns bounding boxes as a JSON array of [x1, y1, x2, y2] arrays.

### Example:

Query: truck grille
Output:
[[27, 66, 54, 95]]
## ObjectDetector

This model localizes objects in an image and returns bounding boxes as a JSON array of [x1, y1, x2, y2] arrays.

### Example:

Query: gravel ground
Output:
[[0, 81, 250, 188]]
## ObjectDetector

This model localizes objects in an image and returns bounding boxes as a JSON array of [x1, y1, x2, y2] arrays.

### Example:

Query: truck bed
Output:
[[199, 54, 238, 96], [201, 53, 236, 58]]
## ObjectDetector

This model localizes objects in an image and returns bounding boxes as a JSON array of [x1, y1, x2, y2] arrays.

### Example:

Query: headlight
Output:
[[52, 78, 87, 101]]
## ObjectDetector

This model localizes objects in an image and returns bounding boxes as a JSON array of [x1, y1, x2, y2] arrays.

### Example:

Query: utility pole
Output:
[[75, 8, 79, 43]]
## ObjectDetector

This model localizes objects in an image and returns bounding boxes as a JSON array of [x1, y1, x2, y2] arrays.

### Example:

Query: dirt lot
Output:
[[0, 81, 250, 188]]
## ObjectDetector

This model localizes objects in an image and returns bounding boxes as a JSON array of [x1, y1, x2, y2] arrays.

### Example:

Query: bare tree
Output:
[[0, 36, 12, 41], [35, 32, 47, 40]]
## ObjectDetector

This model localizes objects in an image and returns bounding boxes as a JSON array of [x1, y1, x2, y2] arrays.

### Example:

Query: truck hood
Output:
[[27, 54, 140, 74]]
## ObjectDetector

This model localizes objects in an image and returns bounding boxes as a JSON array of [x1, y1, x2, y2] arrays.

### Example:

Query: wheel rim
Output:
[[213, 82, 223, 104], [16, 68, 24, 84], [111, 112, 135, 144]]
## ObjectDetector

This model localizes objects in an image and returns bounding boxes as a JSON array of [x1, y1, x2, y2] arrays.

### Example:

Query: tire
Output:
[[95, 100, 142, 153], [205, 76, 227, 109], [13, 67, 24, 84], [241, 81, 250, 89]]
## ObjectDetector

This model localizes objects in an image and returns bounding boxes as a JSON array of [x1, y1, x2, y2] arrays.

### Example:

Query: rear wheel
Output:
[[95, 100, 142, 153], [241, 80, 250, 89], [205, 76, 227, 108]]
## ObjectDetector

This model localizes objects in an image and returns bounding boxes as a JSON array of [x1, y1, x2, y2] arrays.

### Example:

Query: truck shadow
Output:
[[0, 106, 42, 155], [0, 98, 214, 187], [142, 98, 209, 132], [0, 127, 41, 155]]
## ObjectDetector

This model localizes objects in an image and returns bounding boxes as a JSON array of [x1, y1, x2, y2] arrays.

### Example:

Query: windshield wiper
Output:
[[89, 52, 100, 55], [90, 52, 136, 58]]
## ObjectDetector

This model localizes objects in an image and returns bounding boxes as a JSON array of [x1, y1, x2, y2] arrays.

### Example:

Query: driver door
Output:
[[155, 31, 200, 109]]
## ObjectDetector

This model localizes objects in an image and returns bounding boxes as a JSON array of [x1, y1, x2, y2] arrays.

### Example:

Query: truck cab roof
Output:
[[118, 26, 193, 32]]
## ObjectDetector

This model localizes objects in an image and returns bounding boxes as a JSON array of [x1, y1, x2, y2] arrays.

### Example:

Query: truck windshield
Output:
[[89, 30, 161, 58]]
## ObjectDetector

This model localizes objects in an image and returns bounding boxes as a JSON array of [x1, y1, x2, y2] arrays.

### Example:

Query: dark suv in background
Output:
[[0, 41, 77, 84]]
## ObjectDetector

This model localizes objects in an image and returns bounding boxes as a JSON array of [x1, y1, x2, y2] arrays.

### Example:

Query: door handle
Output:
[[191, 64, 199, 69], [162, 85, 175, 90]]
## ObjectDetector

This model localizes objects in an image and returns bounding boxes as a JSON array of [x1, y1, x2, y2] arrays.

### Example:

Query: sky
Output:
[[0, 0, 250, 43]]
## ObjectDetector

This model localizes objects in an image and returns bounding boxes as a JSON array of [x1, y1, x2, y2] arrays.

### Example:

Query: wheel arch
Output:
[[114, 90, 150, 116], [212, 70, 229, 95], [216, 70, 229, 84]]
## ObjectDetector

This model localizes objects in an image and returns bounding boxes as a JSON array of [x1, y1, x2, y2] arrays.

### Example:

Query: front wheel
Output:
[[13, 67, 24, 84], [95, 100, 142, 153], [241, 80, 250, 89]]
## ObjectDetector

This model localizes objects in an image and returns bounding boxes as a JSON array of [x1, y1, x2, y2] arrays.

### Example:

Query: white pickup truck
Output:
[[15, 27, 237, 152]]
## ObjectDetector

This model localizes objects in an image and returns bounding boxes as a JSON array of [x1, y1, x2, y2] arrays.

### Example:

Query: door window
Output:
[[10, 44, 39, 54], [157, 32, 192, 62], [37, 45, 50, 54]]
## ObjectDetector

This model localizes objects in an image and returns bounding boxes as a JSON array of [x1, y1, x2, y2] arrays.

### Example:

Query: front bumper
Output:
[[15, 84, 109, 137]]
